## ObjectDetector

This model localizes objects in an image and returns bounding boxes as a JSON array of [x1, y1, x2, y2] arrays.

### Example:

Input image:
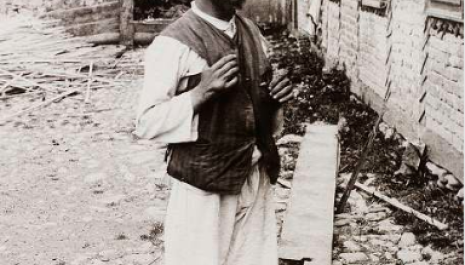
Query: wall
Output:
[[297, 0, 311, 31], [307, 0, 464, 180], [423, 20, 464, 157]]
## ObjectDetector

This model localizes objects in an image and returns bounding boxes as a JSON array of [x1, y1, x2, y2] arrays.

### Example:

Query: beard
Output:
[[229, 0, 247, 8], [212, 0, 247, 11]]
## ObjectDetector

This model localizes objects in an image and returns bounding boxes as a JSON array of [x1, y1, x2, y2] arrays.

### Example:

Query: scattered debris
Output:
[[0, 15, 135, 122]]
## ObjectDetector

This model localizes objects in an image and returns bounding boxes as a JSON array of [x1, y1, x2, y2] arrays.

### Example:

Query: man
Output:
[[134, 1, 294, 264]]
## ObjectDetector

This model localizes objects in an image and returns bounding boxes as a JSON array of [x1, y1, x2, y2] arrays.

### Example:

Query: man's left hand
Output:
[[269, 71, 293, 103]]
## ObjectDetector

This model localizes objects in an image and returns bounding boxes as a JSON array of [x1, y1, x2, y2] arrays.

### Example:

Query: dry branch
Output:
[[0, 91, 45, 100], [0, 89, 80, 124], [0, 73, 23, 96], [337, 86, 392, 213], [0, 68, 60, 93], [85, 62, 94, 103], [355, 182, 449, 230], [0, 15, 139, 118]]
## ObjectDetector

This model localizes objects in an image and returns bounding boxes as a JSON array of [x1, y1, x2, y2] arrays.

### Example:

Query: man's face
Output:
[[212, 0, 247, 13]]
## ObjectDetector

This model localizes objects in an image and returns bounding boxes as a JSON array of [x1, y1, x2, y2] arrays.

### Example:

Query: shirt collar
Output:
[[191, 1, 236, 33]]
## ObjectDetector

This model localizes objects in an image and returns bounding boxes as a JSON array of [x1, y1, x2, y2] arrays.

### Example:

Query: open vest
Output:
[[161, 10, 280, 194]]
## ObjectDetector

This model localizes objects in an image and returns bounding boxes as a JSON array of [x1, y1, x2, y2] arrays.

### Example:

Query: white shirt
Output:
[[134, 1, 279, 144]]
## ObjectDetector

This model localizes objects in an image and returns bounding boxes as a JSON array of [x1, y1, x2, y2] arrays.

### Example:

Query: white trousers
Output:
[[164, 163, 278, 265]]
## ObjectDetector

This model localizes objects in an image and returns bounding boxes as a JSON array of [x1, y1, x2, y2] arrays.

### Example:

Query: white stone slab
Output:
[[279, 124, 339, 264]]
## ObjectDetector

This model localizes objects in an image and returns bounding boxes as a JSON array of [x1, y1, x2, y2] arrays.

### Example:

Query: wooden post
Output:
[[120, 0, 135, 48], [293, 0, 298, 30]]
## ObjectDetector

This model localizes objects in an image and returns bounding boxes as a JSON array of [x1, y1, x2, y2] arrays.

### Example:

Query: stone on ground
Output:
[[399, 232, 416, 248], [397, 249, 422, 263], [277, 134, 303, 145], [339, 252, 369, 263]]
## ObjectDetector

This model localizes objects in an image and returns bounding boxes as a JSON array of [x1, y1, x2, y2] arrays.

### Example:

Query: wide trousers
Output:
[[164, 162, 278, 265]]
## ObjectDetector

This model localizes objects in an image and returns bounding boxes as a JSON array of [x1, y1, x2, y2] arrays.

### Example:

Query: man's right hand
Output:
[[191, 54, 239, 112]]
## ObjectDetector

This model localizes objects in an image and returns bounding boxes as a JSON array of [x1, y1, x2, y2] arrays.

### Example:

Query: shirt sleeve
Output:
[[133, 36, 199, 143]]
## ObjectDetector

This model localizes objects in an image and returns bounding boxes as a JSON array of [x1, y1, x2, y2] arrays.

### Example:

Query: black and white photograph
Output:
[[0, 0, 464, 264]]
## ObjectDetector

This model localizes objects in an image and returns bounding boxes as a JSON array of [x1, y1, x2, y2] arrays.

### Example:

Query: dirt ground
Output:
[[0, 49, 171, 265]]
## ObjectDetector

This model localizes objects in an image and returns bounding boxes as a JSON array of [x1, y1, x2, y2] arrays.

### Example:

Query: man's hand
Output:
[[191, 54, 239, 112], [269, 70, 293, 103]]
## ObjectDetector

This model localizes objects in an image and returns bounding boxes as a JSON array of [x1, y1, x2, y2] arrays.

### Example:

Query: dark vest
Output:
[[160, 10, 280, 194]]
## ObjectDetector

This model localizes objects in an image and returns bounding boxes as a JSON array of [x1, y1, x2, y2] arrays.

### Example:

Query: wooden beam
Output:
[[120, 0, 135, 47], [82, 33, 121, 45], [131, 19, 174, 34]]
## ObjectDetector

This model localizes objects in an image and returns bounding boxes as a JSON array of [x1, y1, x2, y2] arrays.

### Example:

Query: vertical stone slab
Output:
[[279, 125, 339, 264]]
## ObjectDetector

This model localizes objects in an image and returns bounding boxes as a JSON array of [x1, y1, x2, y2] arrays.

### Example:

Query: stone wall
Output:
[[302, 0, 464, 180], [424, 20, 464, 154], [358, 11, 388, 97], [338, 0, 358, 80]]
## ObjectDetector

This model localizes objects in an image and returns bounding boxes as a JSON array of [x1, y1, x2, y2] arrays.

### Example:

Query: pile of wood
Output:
[[0, 15, 136, 123]]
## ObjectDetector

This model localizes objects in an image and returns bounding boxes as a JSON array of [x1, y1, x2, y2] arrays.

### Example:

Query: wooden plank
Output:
[[132, 20, 174, 34], [42, 1, 121, 19], [426, 0, 464, 21], [64, 18, 120, 36], [362, 0, 384, 9], [83, 33, 121, 45], [279, 125, 339, 264], [432, 0, 462, 6], [426, 9, 464, 22]]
